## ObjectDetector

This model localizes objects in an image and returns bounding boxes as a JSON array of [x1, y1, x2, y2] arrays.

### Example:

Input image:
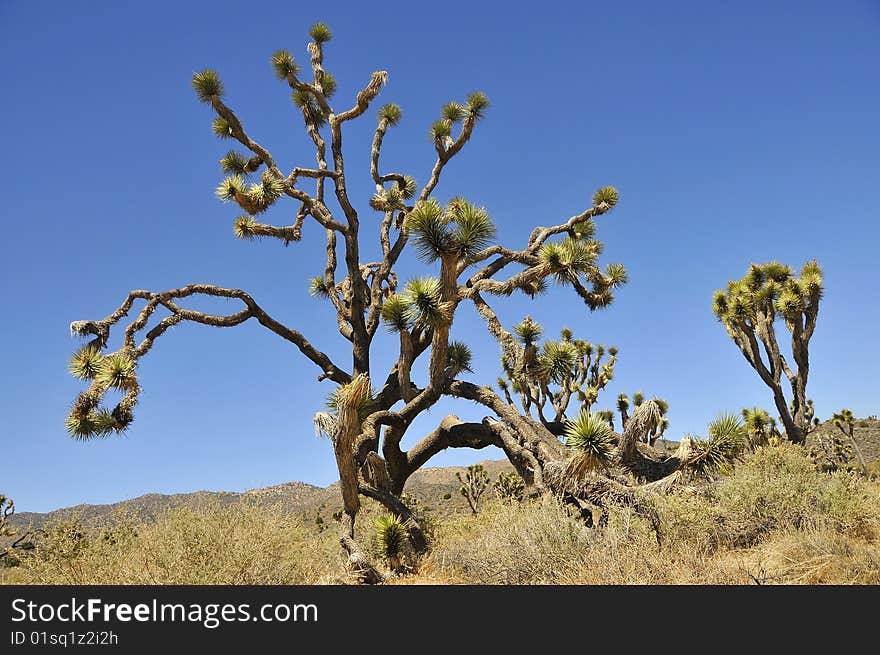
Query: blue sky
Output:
[[2, 1, 878, 513]]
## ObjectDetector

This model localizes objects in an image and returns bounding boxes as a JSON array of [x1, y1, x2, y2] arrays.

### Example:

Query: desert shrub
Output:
[[707, 442, 880, 546], [429, 498, 596, 584], [17, 503, 339, 584], [426, 497, 748, 584]]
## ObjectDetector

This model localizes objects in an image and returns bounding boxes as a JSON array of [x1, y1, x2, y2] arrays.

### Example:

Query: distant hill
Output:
[[10, 459, 514, 531]]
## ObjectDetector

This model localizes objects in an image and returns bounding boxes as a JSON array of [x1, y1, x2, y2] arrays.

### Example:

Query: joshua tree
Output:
[[492, 471, 525, 503], [712, 261, 822, 443], [66, 23, 735, 580], [456, 464, 490, 515], [832, 409, 867, 474], [496, 324, 621, 426], [1, 496, 16, 545], [1, 495, 34, 564]]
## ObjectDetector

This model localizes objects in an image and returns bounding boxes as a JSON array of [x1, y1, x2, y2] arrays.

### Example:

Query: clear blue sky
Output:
[[2, 1, 878, 513]]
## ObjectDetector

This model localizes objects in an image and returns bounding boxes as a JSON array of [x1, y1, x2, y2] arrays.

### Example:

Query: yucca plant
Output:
[[445, 341, 473, 376], [564, 411, 616, 478], [373, 514, 411, 573], [685, 412, 747, 478]]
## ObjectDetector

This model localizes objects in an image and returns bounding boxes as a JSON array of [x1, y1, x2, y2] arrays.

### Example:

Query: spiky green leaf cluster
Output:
[[95, 352, 137, 391], [232, 216, 257, 240], [380, 294, 410, 332], [69, 345, 104, 380], [713, 260, 822, 326], [592, 186, 619, 208], [539, 340, 578, 384], [292, 89, 327, 127], [400, 175, 417, 199], [605, 263, 628, 287], [564, 411, 616, 473], [446, 340, 474, 376], [212, 117, 234, 139], [513, 316, 543, 346], [741, 407, 778, 445], [688, 412, 747, 476], [378, 103, 402, 126], [441, 102, 465, 122], [309, 276, 330, 298], [247, 176, 286, 208], [369, 186, 404, 212], [466, 91, 490, 120], [318, 71, 337, 98], [516, 277, 548, 298], [373, 514, 409, 562], [400, 277, 451, 330], [538, 237, 600, 284], [66, 409, 118, 440], [429, 119, 451, 140], [192, 69, 224, 103], [571, 219, 596, 241], [220, 150, 251, 176], [308, 22, 333, 43], [406, 197, 496, 263], [271, 50, 300, 79]]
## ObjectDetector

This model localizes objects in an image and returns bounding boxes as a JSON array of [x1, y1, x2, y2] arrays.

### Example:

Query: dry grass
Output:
[[417, 442, 880, 585], [8, 503, 341, 584], [5, 442, 880, 585]]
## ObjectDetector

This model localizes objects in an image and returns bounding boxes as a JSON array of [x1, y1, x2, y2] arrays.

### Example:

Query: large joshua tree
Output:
[[66, 24, 724, 580], [712, 261, 822, 444]]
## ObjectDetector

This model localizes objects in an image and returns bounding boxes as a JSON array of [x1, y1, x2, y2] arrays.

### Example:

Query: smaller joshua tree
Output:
[[1, 496, 14, 539], [456, 464, 489, 515], [496, 323, 622, 425], [713, 261, 822, 444], [1, 495, 34, 564], [832, 409, 867, 475], [492, 471, 525, 503]]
